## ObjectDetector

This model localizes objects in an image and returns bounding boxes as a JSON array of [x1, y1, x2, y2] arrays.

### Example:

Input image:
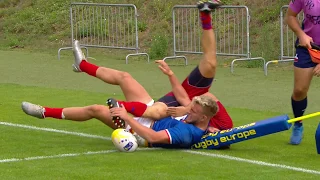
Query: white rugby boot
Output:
[[72, 40, 87, 72], [21, 101, 45, 119]]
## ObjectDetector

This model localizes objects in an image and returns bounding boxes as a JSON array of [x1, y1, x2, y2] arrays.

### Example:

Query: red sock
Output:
[[200, 11, 212, 30], [118, 101, 147, 117], [79, 60, 99, 77], [44, 107, 64, 119]]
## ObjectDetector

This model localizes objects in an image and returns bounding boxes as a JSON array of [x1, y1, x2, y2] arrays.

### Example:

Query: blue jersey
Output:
[[151, 116, 205, 149]]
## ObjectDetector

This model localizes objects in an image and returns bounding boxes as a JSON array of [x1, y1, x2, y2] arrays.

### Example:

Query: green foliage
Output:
[[0, 0, 20, 8], [137, 21, 147, 32], [257, 5, 281, 23], [0, 0, 296, 62], [149, 34, 169, 60], [5, 35, 20, 48], [222, 0, 233, 5], [0, 0, 70, 47], [251, 0, 289, 24], [254, 22, 281, 60], [258, 7, 278, 23], [126, 19, 135, 34]]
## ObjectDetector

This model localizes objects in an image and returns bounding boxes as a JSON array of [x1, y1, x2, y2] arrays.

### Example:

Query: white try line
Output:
[[0, 121, 110, 140], [1, 121, 320, 175], [0, 148, 158, 163], [0, 150, 116, 163]]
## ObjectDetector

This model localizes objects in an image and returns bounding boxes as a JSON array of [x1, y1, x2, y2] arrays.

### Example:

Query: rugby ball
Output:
[[111, 129, 138, 152]]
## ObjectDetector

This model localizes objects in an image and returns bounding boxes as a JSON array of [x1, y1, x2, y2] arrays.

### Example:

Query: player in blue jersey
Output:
[[109, 95, 216, 148], [21, 1, 222, 148]]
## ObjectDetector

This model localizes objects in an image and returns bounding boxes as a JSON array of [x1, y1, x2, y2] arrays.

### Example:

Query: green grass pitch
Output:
[[0, 50, 320, 179]]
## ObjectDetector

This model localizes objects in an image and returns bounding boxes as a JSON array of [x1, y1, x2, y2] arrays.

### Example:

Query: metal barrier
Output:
[[265, 5, 304, 76], [164, 5, 265, 72], [58, 3, 149, 63]]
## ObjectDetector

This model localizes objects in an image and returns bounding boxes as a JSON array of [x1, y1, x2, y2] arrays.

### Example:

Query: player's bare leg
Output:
[[197, 0, 222, 78], [72, 40, 152, 104], [140, 102, 168, 119], [21, 102, 118, 129]]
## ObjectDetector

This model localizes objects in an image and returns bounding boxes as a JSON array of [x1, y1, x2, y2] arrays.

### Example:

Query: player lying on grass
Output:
[[21, 0, 230, 148], [119, 59, 233, 134], [116, 0, 232, 133], [22, 48, 218, 147]]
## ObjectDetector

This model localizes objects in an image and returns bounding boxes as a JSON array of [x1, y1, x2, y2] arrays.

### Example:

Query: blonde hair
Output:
[[193, 95, 218, 117]]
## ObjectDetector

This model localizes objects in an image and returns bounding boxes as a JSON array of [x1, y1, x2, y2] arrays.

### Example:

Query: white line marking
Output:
[[0, 150, 116, 163], [0, 121, 110, 140], [184, 150, 320, 175], [0, 148, 158, 163], [1, 121, 319, 175]]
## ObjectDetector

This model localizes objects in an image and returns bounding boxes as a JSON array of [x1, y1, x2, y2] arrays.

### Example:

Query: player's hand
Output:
[[109, 104, 130, 121], [207, 126, 220, 133], [313, 63, 320, 77], [298, 33, 313, 49], [167, 106, 188, 117], [155, 60, 174, 76]]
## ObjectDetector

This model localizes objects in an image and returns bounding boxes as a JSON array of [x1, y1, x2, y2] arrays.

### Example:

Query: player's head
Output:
[[185, 95, 218, 124]]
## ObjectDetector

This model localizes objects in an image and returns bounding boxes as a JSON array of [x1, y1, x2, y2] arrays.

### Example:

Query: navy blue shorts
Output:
[[157, 66, 213, 107], [294, 47, 317, 68]]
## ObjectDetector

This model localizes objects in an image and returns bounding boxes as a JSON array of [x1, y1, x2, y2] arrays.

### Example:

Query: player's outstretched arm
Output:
[[110, 104, 170, 144], [156, 60, 191, 106]]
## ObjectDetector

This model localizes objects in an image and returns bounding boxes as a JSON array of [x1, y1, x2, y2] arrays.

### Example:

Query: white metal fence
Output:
[[163, 5, 265, 73], [58, 3, 149, 64]]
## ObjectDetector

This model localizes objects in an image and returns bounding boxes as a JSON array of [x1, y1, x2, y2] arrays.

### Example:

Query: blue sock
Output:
[[291, 96, 307, 127]]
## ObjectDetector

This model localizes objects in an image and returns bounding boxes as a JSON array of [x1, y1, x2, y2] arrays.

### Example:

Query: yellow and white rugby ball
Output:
[[111, 129, 138, 152]]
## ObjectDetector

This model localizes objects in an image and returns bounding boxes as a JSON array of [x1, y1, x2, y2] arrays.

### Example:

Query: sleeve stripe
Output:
[[165, 129, 172, 144]]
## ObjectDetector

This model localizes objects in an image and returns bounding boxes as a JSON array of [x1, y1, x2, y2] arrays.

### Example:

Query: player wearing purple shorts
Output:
[[286, 0, 320, 144]]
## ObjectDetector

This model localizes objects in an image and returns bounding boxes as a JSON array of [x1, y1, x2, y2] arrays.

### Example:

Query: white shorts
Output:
[[125, 99, 154, 147]]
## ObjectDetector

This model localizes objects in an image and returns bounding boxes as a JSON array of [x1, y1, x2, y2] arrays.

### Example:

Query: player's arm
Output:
[[110, 105, 170, 144], [167, 103, 191, 117], [167, 74, 191, 106], [156, 60, 191, 106], [285, 3, 313, 48], [124, 116, 169, 144], [285, 8, 304, 41]]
